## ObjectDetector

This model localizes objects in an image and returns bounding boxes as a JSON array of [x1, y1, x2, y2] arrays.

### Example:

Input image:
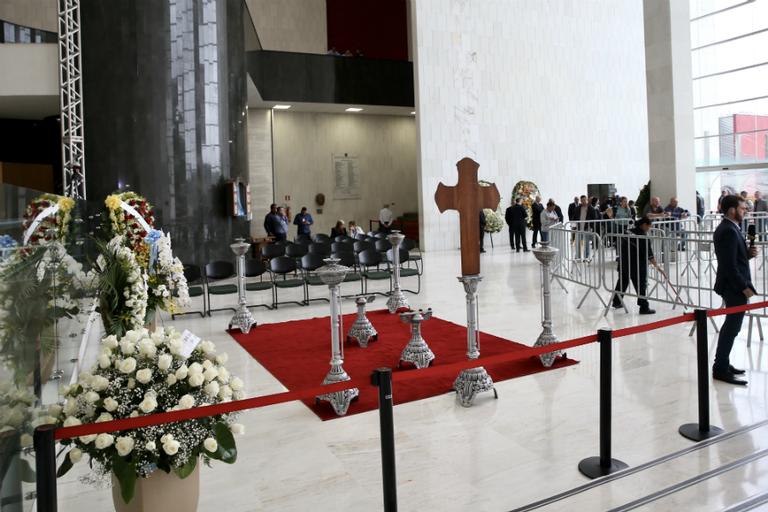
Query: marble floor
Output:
[[56, 245, 768, 511]]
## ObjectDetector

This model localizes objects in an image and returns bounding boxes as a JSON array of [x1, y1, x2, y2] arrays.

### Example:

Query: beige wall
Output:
[[0, 0, 57, 32], [247, 108, 274, 239], [245, 0, 327, 54], [271, 111, 418, 238]]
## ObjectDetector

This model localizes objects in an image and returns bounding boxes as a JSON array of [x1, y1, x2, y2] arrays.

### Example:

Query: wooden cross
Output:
[[434, 157, 500, 276]]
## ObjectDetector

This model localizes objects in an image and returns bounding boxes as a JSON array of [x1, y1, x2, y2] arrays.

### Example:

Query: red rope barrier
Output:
[[55, 300, 762, 441]]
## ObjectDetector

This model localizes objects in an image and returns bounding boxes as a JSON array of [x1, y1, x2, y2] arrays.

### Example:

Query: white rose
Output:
[[162, 439, 180, 455], [188, 362, 203, 375], [79, 372, 93, 387], [69, 448, 83, 463], [202, 360, 213, 370], [218, 385, 233, 400], [233, 390, 244, 401], [63, 399, 77, 416], [79, 434, 97, 444], [125, 330, 141, 343], [203, 438, 218, 452], [204, 381, 220, 397], [136, 368, 152, 384], [175, 365, 188, 380], [217, 367, 230, 384], [230, 423, 245, 435], [157, 354, 173, 371], [215, 353, 229, 365], [48, 404, 63, 417], [118, 357, 137, 374], [230, 377, 244, 392], [129, 411, 139, 418], [85, 391, 100, 403], [139, 397, 157, 413], [169, 339, 183, 356], [115, 436, 135, 456], [96, 412, 113, 423], [119, 340, 136, 355], [145, 441, 156, 451], [188, 373, 204, 387], [203, 367, 218, 382], [151, 330, 165, 345], [20, 433, 33, 448], [160, 434, 173, 444], [102, 335, 119, 349], [137, 339, 157, 358], [200, 340, 215, 355], [97, 354, 112, 369], [166, 374, 177, 386], [95, 433, 114, 449], [103, 397, 119, 412], [91, 376, 110, 392], [178, 394, 195, 410]]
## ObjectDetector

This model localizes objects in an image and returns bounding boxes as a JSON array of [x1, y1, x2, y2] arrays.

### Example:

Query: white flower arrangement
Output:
[[95, 236, 149, 336], [56, 328, 243, 504], [146, 231, 190, 316]]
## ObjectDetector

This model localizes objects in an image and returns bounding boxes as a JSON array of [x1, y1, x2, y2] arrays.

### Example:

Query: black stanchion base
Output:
[[578, 456, 628, 479], [678, 423, 724, 442]]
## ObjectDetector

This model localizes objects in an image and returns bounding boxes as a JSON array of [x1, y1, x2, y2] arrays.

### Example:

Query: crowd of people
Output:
[[262, 203, 396, 241]]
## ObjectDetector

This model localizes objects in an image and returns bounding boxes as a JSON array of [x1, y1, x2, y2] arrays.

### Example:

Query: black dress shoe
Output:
[[713, 371, 748, 385], [729, 365, 746, 375], [639, 308, 656, 315], [523, 249, 530, 252]]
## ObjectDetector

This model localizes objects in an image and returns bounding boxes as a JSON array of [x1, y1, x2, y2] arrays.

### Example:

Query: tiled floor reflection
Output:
[[56, 247, 768, 511]]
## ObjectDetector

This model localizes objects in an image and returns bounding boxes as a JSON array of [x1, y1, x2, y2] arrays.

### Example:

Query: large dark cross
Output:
[[435, 157, 500, 276]]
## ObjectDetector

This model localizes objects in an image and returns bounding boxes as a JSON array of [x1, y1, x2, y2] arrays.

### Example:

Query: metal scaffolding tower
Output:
[[57, 0, 86, 199]]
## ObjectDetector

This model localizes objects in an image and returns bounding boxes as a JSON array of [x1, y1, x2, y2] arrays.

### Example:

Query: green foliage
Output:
[[113, 456, 138, 504]]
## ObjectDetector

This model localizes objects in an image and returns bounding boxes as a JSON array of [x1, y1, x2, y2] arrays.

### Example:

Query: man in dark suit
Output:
[[567, 196, 579, 221], [505, 198, 528, 252], [553, 201, 564, 223], [713, 195, 758, 385], [531, 196, 544, 248], [612, 216, 656, 315]]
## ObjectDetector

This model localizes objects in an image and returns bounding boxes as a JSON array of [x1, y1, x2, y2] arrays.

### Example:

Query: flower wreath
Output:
[[104, 192, 156, 251], [512, 180, 542, 230], [22, 193, 76, 245], [479, 180, 504, 233]]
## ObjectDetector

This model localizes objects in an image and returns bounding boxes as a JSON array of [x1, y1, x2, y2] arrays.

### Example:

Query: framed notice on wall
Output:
[[333, 154, 361, 199]]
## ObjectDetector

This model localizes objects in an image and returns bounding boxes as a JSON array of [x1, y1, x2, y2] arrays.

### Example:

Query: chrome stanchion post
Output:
[[34, 424, 57, 512], [317, 257, 359, 415], [386, 230, 409, 313], [679, 309, 724, 441], [372, 368, 397, 512], [228, 238, 256, 333], [578, 329, 628, 479], [532, 240, 563, 366], [453, 275, 497, 406]]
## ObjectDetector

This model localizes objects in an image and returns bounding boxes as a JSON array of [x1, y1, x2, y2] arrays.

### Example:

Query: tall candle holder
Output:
[[398, 308, 436, 369], [347, 295, 378, 348], [532, 241, 562, 366], [228, 238, 256, 334], [316, 257, 359, 415], [386, 230, 410, 313]]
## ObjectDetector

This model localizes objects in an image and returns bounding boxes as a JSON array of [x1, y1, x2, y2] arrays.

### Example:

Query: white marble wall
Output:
[[247, 109, 274, 239], [411, 0, 651, 251], [245, 0, 327, 54], [0, 0, 57, 32], [272, 111, 418, 237]]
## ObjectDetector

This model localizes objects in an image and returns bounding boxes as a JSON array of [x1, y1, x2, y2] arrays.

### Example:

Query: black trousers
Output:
[[510, 227, 527, 251], [714, 291, 747, 373], [532, 226, 541, 247], [613, 268, 648, 308], [480, 230, 485, 250]]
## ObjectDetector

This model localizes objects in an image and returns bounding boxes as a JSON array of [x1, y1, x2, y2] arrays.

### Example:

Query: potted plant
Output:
[[55, 327, 245, 511]]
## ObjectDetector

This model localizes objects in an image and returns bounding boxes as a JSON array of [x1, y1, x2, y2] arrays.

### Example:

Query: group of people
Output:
[[500, 196, 562, 252], [717, 189, 768, 215], [263, 203, 395, 241]]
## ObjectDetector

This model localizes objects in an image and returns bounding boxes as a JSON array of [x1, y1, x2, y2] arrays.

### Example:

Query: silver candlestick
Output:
[[316, 257, 359, 416], [453, 275, 497, 407], [398, 308, 436, 369], [532, 240, 562, 367], [386, 230, 410, 313], [228, 238, 256, 334], [347, 295, 378, 348]]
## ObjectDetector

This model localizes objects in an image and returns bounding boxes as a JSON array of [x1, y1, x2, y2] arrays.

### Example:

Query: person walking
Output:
[[712, 194, 757, 385], [567, 196, 580, 221], [293, 206, 313, 238], [531, 196, 544, 248], [612, 216, 656, 315], [505, 198, 528, 252]]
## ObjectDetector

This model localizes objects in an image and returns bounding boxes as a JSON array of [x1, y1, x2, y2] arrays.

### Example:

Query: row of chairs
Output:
[[174, 247, 421, 318]]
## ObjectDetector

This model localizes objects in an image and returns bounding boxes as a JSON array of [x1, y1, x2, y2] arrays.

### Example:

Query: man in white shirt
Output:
[[379, 204, 394, 233]]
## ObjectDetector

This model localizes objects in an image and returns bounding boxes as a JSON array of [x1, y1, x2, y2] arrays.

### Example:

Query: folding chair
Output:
[[172, 264, 206, 319], [204, 261, 237, 316], [358, 249, 392, 296], [268, 256, 306, 308], [244, 259, 273, 310], [301, 253, 330, 304]]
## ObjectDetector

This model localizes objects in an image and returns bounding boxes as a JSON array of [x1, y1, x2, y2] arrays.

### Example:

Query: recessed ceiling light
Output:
[[273, 105, 291, 110], [345, 107, 363, 112], [410, 111, 416, 115]]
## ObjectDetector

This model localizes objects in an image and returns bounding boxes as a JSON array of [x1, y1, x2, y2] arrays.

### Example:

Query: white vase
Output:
[[112, 463, 200, 512]]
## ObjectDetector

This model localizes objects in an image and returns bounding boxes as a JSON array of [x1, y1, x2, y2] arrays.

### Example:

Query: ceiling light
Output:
[[345, 107, 363, 112], [272, 105, 291, 110], [410, 111, 416, 115]]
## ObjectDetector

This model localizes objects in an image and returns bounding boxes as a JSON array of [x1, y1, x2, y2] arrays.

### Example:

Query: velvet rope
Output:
[[612, 313, 695, 339], [707, 300, 768, 317]]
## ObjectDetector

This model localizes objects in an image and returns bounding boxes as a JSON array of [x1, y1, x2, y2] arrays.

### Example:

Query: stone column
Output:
[[644, 0, 696, 211]]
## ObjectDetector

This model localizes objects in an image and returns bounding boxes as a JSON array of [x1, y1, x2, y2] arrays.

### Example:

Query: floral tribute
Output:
[[512, 180, 542, 230], [479, 180, 504, 233], [55, 328, 245, 504], [103, 192, 155, 251], [22, 193, 76, 245]]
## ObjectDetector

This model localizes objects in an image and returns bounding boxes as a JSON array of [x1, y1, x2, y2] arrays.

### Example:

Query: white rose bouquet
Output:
[[144, 230, 190, 319], [55, 328, 244, 504]]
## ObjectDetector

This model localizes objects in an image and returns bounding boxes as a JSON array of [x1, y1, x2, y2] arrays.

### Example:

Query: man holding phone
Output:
[[712, 195, 758, 385]]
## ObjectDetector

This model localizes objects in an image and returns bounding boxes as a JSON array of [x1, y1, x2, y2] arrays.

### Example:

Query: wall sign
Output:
[[333, 154, 361, 200]]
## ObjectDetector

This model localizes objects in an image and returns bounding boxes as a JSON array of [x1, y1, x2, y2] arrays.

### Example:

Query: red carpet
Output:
[[228, 310, 577, 420]]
